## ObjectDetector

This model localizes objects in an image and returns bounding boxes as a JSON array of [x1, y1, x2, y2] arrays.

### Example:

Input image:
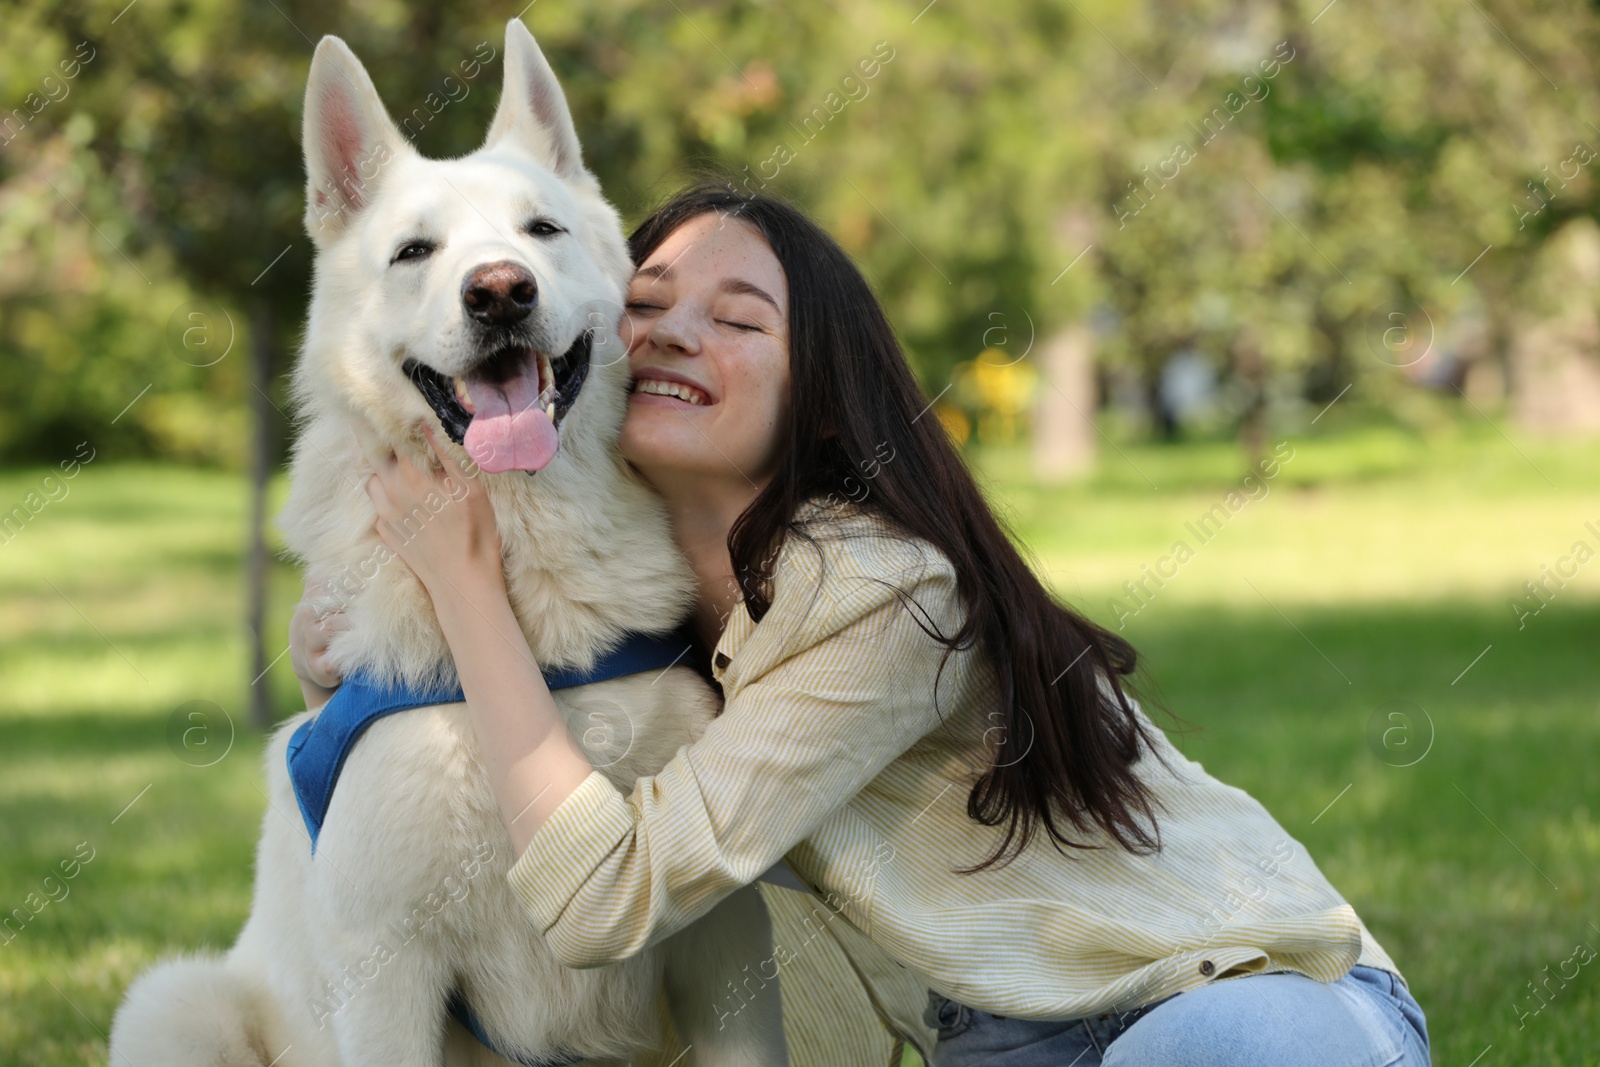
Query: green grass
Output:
[[3, 423, 1597, 1065]]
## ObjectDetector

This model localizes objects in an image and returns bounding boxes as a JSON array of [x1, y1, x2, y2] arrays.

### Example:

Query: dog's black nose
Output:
[[462, 261, 538, 326]]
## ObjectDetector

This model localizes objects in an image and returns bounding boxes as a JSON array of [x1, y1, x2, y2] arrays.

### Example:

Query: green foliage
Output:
[[3, 0, 1598, 462]]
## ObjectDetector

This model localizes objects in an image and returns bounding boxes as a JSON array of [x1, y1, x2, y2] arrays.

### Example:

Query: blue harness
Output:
[[285, 628, 697, 1067]]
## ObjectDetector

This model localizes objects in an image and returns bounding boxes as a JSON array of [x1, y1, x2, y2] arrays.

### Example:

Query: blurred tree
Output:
[[5, 0, 1600, 719], [10, 0, 1599, 467]]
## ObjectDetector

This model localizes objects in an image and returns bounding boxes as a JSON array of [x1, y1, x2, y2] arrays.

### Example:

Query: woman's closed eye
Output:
[[715, 300, 772, 333], [626, 299, 763, 333]]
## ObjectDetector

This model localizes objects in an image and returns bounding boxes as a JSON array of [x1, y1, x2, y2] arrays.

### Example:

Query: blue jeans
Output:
[[922, 965, 1430, 1066]]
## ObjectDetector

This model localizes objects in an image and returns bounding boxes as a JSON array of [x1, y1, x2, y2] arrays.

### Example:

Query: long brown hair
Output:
[[628, 182, 1165, 870]]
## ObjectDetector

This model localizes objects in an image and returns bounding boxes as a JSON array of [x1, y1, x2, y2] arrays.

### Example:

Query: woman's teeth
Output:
[[633, 378, 708, 405]]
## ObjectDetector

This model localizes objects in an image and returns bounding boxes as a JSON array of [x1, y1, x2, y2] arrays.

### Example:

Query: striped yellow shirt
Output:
[[506, 499, 1399, 1058]]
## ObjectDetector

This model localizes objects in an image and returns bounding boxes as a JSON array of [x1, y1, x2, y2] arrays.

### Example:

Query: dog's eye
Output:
[[392, 240, 436, 264], [525, 219, 565, 238]]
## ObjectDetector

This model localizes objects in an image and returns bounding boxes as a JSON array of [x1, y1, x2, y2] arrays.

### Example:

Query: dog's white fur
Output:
[[109, 20, 787, 1067]]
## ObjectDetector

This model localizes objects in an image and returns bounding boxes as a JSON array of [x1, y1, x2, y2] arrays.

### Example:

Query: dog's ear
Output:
[[302, 36, 406, 241], [481, 20, 586, 179]]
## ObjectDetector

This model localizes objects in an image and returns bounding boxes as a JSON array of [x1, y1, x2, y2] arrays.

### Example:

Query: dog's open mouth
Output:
[[402, 330, 592, 474]]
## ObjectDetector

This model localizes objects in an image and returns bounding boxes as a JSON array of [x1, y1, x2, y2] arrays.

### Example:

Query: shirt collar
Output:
[[710, 598, 757, 683], [708, 494, 868, 684]]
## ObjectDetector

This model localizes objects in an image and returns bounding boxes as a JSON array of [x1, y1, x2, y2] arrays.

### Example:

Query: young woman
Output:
[[292, 184, 1430, 1066]]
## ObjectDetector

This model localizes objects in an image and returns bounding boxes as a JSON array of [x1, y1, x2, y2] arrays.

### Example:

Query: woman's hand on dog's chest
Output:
[[361, 421, 507, 607], [289, 577, 348, 709]]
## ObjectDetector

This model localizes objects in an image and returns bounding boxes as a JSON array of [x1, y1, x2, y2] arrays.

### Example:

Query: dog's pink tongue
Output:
[[463, 371, 558, 473]]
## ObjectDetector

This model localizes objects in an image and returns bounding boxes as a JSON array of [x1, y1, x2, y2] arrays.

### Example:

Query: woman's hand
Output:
[[289, 577, 348, 710], [361, 423, 507, 607]]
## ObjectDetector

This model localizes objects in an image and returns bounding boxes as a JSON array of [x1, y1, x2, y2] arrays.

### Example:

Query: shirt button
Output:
[[1199, 960, 1216, 977], [714, 652, 731, 670]]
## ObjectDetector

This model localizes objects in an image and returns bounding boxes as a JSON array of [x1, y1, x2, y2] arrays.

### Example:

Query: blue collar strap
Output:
[[285, 672, 466, 850], [284, 626, 696, 1067], [285, 627, 696, 850]]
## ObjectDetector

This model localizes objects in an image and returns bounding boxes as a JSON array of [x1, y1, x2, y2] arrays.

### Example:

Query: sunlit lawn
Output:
[[2, 421, 1596, 1065]]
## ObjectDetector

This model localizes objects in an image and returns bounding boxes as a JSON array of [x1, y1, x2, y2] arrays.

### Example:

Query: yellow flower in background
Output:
[[934, 403, 970, 446], [951, 351, 1040, 443]]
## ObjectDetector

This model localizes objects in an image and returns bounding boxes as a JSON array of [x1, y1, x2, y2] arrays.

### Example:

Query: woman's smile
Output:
[[630, 366, 715, 406]]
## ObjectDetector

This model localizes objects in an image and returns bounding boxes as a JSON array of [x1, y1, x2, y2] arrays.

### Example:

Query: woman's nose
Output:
[[645, 305, 701, 356]]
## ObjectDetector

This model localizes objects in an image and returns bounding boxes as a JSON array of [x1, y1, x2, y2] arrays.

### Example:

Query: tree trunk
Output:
[[1232, 329, 1267, 469], [1031, 324, 1098, 482], [247, 302, 276, 731], [1508, 219, 1600, 435]]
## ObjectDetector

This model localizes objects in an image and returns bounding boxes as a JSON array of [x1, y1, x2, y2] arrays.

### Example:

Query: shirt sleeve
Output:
[[505, 530, 963, 968]]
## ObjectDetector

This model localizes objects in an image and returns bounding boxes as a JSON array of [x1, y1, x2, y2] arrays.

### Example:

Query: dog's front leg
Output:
[[319, 930, 454, 1067], [662, 882, 789, 1067]]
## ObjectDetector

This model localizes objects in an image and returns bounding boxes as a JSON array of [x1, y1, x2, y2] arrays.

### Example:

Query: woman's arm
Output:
[[361, 425, 595, 855], [506, 550, 960, 968], [426, 570, 596, 855], [364, 426, 961, 968]]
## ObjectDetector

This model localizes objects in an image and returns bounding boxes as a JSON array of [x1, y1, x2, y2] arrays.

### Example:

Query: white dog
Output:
[[109, 20, 792, 1067]]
